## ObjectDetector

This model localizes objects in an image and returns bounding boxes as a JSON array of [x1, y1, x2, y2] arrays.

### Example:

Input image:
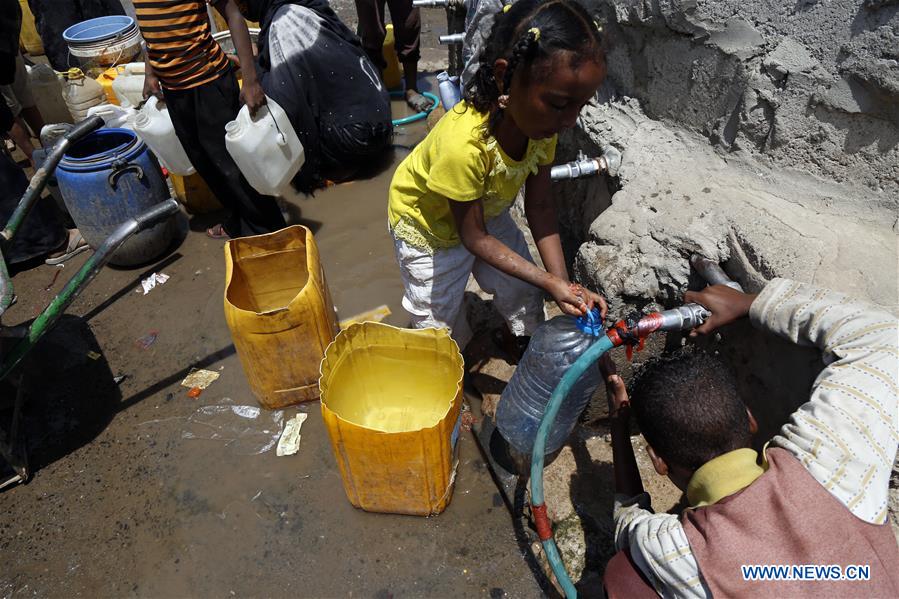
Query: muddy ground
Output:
[[0, 104, 557, 597], [1, 5, 687, 595]]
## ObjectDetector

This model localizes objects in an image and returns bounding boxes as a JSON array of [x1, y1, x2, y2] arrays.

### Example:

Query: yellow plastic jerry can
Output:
[[224, 225, 338, 409]]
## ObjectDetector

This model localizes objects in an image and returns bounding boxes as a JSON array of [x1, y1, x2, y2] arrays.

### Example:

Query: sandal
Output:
[[206, 224, 229, 240], [405, 90, 433, 113], [45, 230, 89, 265]]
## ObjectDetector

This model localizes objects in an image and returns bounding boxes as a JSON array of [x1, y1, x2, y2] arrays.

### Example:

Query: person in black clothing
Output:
[[0, 0, 21, 137], [0, 0, 87, 265], [237, 0, 393, 193]]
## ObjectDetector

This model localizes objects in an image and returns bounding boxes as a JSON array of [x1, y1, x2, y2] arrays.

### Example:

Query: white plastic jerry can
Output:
[[61, 68, 106, 122], [87, 102, 137, 129], [132, 95, 196, 176], [224, 97, 305, 197], [111, 62, 146, 108], [27, 63, 73, 124]]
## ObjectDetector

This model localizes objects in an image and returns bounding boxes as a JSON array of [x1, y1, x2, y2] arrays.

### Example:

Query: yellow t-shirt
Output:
[[388, 102, 557, 253]]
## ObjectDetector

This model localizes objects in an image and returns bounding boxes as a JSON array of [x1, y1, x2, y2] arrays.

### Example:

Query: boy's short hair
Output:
[[629, 351, 751, 472]]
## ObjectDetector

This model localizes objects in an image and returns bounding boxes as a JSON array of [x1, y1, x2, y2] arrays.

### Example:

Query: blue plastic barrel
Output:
[[56, 128, 177, 266]]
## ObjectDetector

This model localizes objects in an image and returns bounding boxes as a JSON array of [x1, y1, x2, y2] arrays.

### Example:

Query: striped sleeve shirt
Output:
[[612, 278, 899, 598], [134, 0, 230, 91]]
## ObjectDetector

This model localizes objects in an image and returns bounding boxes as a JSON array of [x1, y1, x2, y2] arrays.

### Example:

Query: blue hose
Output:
[[390, 91, 440, 126], [531, 334, 616, 599]]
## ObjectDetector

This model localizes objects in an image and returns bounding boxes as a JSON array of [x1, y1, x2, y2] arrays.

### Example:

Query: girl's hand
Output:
[[550, 279, 609, 319], [582, 288, 608, 320], [548, 278, 590, 317]]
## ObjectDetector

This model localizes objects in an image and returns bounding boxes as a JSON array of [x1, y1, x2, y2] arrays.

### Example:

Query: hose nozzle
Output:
[[606, 304, 710, 358], [656, 303, 711, 332]]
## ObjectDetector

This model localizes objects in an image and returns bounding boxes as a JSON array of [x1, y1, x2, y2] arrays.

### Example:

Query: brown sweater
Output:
[[612, 279, 899, 597], [682, 447, 899, 597]]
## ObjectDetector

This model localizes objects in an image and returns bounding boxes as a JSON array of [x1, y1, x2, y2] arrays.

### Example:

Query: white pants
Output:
[[393, 209, 546, 349]]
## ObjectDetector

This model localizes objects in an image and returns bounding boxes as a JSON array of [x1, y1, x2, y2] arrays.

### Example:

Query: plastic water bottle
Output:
[[436, 71, 462, 111], [496, 309, 604, 456]]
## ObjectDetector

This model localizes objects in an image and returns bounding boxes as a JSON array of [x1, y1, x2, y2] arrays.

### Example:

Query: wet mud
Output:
[[0, 106, 541, 597]]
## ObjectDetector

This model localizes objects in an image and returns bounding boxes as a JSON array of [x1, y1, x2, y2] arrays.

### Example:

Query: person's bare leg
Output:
[[19, 106, 45, 140], [402, 60, 431, 112], [7, 119, 34, 164]]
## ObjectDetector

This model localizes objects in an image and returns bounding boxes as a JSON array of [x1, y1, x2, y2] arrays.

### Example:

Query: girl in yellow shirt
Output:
[[388, 0, 608, 350]]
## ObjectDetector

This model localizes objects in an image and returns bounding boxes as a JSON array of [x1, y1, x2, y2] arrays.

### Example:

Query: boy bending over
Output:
[[603, 279, 898, 597]]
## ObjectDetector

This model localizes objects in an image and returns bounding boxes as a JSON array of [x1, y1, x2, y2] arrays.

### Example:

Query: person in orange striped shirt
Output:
[[137, 0, 286, 239]]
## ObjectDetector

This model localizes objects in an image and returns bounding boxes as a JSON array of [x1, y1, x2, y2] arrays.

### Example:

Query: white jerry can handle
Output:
[[144, 94, 160, 113], [230, 100, 287, 146], [261, 101, 288, 147], [270, 110, 287, 147]]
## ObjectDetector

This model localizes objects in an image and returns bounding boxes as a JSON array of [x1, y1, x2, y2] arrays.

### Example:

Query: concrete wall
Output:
[[593, 0, 899, 195], [548, 0, 899, 548], [557, 0, 898, 315]]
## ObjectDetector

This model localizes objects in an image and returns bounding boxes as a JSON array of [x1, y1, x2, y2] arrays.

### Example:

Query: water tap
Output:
[[438, 33, 465, 44], [550, 147, 622, 181], [656, 304, 712, 332], [605, 304, 710, 359], [413, 0, 466, 7], [604, 256, 740, 357]]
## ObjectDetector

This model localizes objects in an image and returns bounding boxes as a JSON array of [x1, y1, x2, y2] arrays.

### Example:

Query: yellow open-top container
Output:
[[320, 323, 464, 516], [224, 225, 337, 409], [382, 24, 403, 90]]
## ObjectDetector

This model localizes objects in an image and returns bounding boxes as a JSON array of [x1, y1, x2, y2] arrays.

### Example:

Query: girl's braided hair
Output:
[[464, 0, 603, 132]]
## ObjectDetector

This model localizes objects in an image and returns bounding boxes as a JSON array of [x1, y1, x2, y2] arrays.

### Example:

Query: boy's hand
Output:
[[684, 284, 757, 336], [240, 79, 266, 116], [143, 72, 162, 99], [599, 354, 629, 418]]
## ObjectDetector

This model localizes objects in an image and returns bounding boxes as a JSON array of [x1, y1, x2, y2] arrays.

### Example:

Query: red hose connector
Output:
[[532, 503, 554, 541], [605, 312, 665, 359]]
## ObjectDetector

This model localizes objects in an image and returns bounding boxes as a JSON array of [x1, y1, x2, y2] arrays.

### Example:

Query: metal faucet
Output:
[[550, 147, 622, 181], [606, 256, 742, 354], [415, 0, 466, 73], [438, 32, 465, 44]]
